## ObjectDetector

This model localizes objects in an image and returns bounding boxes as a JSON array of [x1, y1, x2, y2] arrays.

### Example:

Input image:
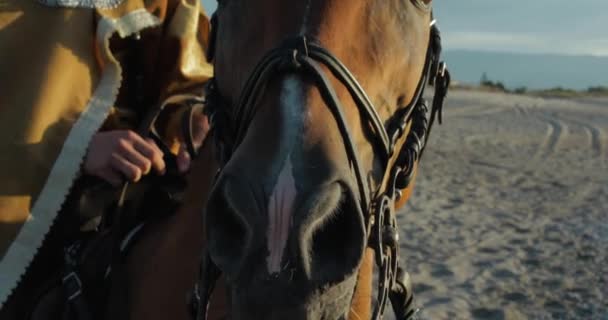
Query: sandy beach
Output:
[[393, 90, 608, 319]]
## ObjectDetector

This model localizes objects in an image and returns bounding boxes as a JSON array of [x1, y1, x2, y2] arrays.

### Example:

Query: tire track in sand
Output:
[[513, 103, 529, 117], [554, 114, 606, 159], [534, 114, 568, 160]]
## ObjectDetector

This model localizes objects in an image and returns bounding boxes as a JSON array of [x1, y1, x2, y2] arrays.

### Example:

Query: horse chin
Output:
[[229, 273, 358, 320]]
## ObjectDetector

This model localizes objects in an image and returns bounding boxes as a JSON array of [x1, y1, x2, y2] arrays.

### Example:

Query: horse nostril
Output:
[[305, 188, 366, 283], [206, 180, 251, 276]]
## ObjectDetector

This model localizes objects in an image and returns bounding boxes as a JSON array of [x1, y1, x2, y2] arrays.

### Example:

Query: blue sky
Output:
[[201, 0, 607, 57], [201, 0, 216, 14]]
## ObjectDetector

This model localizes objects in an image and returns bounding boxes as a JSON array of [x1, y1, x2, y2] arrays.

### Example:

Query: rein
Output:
[[192, 11, 450, 320]]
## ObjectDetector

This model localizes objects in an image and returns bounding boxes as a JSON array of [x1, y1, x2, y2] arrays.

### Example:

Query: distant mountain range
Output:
[[443, 50, 608, 90]]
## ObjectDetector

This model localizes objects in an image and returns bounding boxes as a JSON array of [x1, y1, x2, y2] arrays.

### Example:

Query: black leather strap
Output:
[[62, 246, 95, 320]]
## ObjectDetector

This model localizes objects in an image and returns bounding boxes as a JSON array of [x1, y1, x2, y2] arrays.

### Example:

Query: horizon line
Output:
[[444, 48, 608, 59]]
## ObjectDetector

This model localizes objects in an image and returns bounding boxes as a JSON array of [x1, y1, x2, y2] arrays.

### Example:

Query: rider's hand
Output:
[[176, 109, 210, 174], [84, 130, 166, 186]]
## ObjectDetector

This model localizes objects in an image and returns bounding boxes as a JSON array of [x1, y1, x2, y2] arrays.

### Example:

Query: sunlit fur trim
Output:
[[37, 0, 125, 9]]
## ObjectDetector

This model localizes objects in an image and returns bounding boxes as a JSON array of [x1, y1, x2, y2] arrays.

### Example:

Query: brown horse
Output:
[[26, 1, 447, 319], [4, 0, 448, 319], [196, 0, 449, 319]]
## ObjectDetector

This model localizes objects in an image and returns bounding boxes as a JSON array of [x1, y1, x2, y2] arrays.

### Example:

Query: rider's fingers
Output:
[[110, 153, 143, 182], [142, 138, 166, 175], [116, 141, 152, 175], [120, 131, 158, 158], [115, 130, 165, 175]]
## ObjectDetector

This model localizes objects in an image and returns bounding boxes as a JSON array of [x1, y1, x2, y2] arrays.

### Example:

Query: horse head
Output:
[[200, 0, 448, 318]]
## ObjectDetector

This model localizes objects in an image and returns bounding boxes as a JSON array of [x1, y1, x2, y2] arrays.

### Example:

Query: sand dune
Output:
[[392, 90, 608, 319]]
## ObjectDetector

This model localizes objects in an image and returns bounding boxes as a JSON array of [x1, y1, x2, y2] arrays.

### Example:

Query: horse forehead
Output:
[[280, 76, 306, 118]]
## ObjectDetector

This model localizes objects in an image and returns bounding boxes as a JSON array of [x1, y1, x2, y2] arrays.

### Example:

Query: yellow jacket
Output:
[[0, 0, 213, 305]]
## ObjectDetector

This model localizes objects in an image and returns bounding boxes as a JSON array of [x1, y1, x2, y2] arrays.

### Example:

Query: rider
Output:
[[0, 0, 215, 317]]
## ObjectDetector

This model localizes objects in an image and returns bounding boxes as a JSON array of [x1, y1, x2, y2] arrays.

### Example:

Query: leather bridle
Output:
[[191, 9, 451, 320]]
